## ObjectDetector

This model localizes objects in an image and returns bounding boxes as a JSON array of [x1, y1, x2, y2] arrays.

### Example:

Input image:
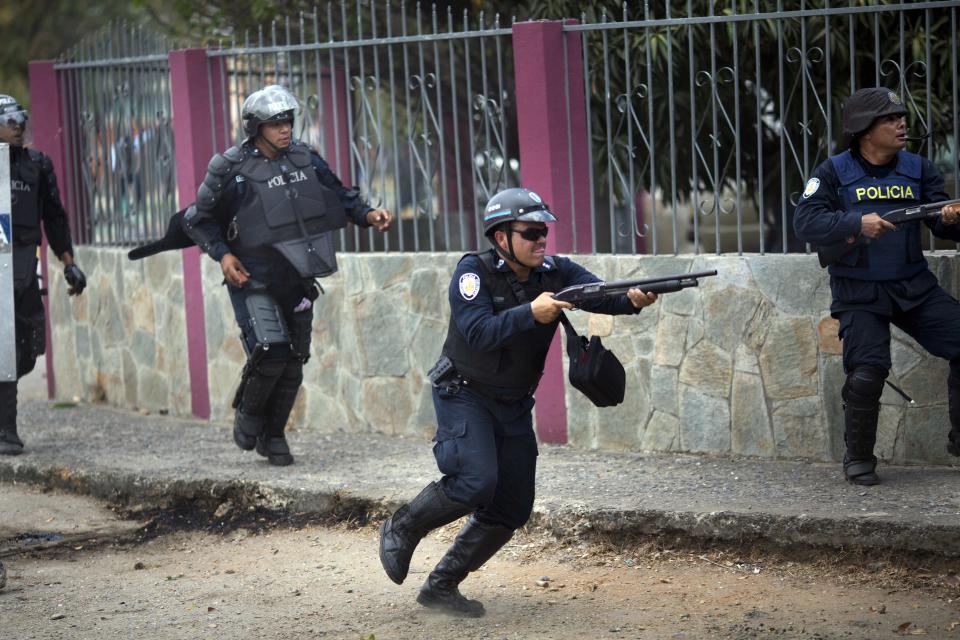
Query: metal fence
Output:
[[206, 3, 520, 253], [48, 2, 960, 255], [569, 0, 960, 255], [55, 24, 178, 246]]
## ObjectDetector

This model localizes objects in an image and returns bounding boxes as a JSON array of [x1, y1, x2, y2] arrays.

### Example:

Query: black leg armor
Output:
[[841, 366, 886, 485], [948, 375, 960, 457], [0, 382, 23, 455], [379, 482, 473, 585], [416, 517, 514, 617], [255, 359, 301, 466], [232, 354, 286, 452]]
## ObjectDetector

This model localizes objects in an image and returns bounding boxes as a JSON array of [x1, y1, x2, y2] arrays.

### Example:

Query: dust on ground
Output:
[[1, 483, 959, 640]]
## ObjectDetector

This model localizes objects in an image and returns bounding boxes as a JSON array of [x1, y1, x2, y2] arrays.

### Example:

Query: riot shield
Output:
[[0, 143, 14, 381]]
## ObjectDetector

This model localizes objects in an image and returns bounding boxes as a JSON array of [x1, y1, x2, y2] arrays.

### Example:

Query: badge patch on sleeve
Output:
[[459, 273, 481, 300], [802, 177, 820, 199]]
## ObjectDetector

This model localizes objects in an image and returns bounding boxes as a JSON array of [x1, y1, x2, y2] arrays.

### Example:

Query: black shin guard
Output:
[[417, 517, 514, 617], [948, 375, 960, 457], [379, 482, 472, 585], [0, 382, 23, 455], [842, 367, 885, 485], [255, 361, 303, 466]]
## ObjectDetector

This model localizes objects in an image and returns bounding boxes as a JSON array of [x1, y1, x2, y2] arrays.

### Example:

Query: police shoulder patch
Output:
[[802, 177, 821, 199], [459, 272, 481, 301]]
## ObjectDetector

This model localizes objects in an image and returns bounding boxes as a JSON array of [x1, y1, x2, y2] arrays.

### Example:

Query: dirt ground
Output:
[[2, 484, 960, 640]]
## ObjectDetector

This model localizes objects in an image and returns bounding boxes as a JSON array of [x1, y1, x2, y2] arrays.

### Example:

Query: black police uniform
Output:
[[0, 146, 76, 451], [380, 246, 643, 615], [181, 139, 373, 463], [794, 145, 960, 476]]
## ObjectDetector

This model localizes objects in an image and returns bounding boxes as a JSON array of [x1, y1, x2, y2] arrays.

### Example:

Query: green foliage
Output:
[[0, 0, 148, 107]]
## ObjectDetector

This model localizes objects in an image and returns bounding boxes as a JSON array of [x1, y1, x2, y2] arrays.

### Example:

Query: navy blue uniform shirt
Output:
[[449, 252, 639, 355]]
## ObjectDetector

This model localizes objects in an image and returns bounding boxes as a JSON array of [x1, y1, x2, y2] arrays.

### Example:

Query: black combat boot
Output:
[[843, 395, 881, 486], [232, 358, 285, 453], [233, 411, 263, 451], [948, 375, 960, 457], [254, 364, 303, 466], [416, 517, 514, 617], [0, 382, 24, 456], [379, 482, 472, 585]]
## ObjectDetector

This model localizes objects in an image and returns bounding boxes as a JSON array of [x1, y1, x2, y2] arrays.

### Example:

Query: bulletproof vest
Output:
[[231, 143, 347, 277], [828, 149, 925, 281], [9, 148, 43, 247], [441, 250, 565, 392]]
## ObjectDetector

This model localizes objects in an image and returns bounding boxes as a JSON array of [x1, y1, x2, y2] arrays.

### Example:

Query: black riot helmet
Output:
[[0, 95, 28, 126], [241, 85, 299, 139], [482, 187, 557, 267], [482, 188, 557, 236], [842, 87, 908, 137]]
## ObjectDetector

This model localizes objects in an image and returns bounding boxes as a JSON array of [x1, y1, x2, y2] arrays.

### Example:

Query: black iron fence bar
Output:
[[563, 1, 960, 31], [206, 28, 511, 58], [54, 55, 168, 70]]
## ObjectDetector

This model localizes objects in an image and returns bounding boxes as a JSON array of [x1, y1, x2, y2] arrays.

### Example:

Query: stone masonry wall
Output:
[[49, 248, 960, 465], [47, 247, 193, 416]]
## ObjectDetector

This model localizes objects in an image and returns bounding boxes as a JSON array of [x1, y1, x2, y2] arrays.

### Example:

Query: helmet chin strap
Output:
[[493, 229, 538, 270]]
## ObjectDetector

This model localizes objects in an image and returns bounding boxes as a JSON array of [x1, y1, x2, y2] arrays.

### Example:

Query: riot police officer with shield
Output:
[[378, 188, 658, 617], [181, 85, 391, 466], [0, 95, 86, 456], [795, 88, 960, 485]]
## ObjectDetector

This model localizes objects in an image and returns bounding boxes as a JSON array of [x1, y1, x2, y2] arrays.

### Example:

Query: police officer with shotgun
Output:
[[135, 84, 391, 466], [0, 95, 86, 456], [794, 87, 960, 486], [378, 187, 660, 617]]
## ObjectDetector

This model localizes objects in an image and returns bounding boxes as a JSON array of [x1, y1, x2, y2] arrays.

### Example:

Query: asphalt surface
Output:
[[3, 400, 960, 556]]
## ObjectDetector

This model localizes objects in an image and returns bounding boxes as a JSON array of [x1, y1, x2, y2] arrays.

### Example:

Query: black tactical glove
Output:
[[64, 264, 87, 296]]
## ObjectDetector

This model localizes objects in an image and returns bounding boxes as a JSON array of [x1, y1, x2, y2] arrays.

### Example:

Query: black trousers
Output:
[[431, 386, 538, 531], [839, 283, 960, 377], [0, 275, 45, 429]]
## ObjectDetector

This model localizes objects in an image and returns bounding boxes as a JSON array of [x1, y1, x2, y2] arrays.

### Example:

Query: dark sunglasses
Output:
[[509, 226, 549, 241]]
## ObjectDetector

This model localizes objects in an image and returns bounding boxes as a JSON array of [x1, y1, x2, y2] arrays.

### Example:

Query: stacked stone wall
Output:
[[49, 248, 960, 464]]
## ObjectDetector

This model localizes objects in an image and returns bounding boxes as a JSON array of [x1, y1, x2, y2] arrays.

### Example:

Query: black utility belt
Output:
[[428, 355, 534, 403]]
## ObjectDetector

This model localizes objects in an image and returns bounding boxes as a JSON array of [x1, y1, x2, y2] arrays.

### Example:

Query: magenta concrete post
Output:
[[169, 48, 225, 419], [513, 20, 592, 444], [28, 61, 71, 399], [318, 68, 352, 179]]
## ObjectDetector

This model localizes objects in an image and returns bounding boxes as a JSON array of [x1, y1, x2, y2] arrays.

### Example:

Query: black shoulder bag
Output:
[[500, 260, 626, 408], [557, 313, 626, 407]]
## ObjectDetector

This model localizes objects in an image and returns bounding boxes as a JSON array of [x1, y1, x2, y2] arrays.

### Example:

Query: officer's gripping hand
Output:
[[64, 264, 87, 296], [627, 288, 658, 310], [531, 292, 573, 324], [941, 204, 960, 226], [860, 212, 896, 239], [366, 208, 393, 232], [220, 253, 250, 288]]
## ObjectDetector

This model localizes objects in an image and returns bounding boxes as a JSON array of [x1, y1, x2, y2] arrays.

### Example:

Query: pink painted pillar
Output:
[[318, 68, 351, 179], [169, 49, 226, 419], [28, 61, 71, 400], [513, 20, 592, 444]]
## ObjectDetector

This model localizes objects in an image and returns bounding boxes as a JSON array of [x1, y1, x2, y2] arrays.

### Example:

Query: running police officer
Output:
[[379, 187, 658, 617], [794, 87, 960, 486], [181, 85, 391, 466], [0, 95, 86, 455]]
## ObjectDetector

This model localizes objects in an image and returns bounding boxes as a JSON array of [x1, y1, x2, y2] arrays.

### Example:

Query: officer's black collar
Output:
[[489, 250, 555, 273]]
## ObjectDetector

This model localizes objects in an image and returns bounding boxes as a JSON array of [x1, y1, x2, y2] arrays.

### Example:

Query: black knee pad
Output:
[[843, 366, 886, 405]]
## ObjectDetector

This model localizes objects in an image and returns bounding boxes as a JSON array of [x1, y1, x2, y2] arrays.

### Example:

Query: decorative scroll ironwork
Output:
[[55, 23, 177, 247]]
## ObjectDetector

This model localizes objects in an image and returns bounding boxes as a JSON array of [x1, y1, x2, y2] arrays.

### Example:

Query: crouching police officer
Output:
[[795, 87, 960, 485], [379, 188, 658, 616], [181, 85, 391, 466], [0, 95, 86, 455]]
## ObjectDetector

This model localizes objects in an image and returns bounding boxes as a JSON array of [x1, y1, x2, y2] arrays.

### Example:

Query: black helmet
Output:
[[241, 85, 299, 138], [842, 87, 908, 136], [481, 187, 557, 236], [0, 95, 28, 127]]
